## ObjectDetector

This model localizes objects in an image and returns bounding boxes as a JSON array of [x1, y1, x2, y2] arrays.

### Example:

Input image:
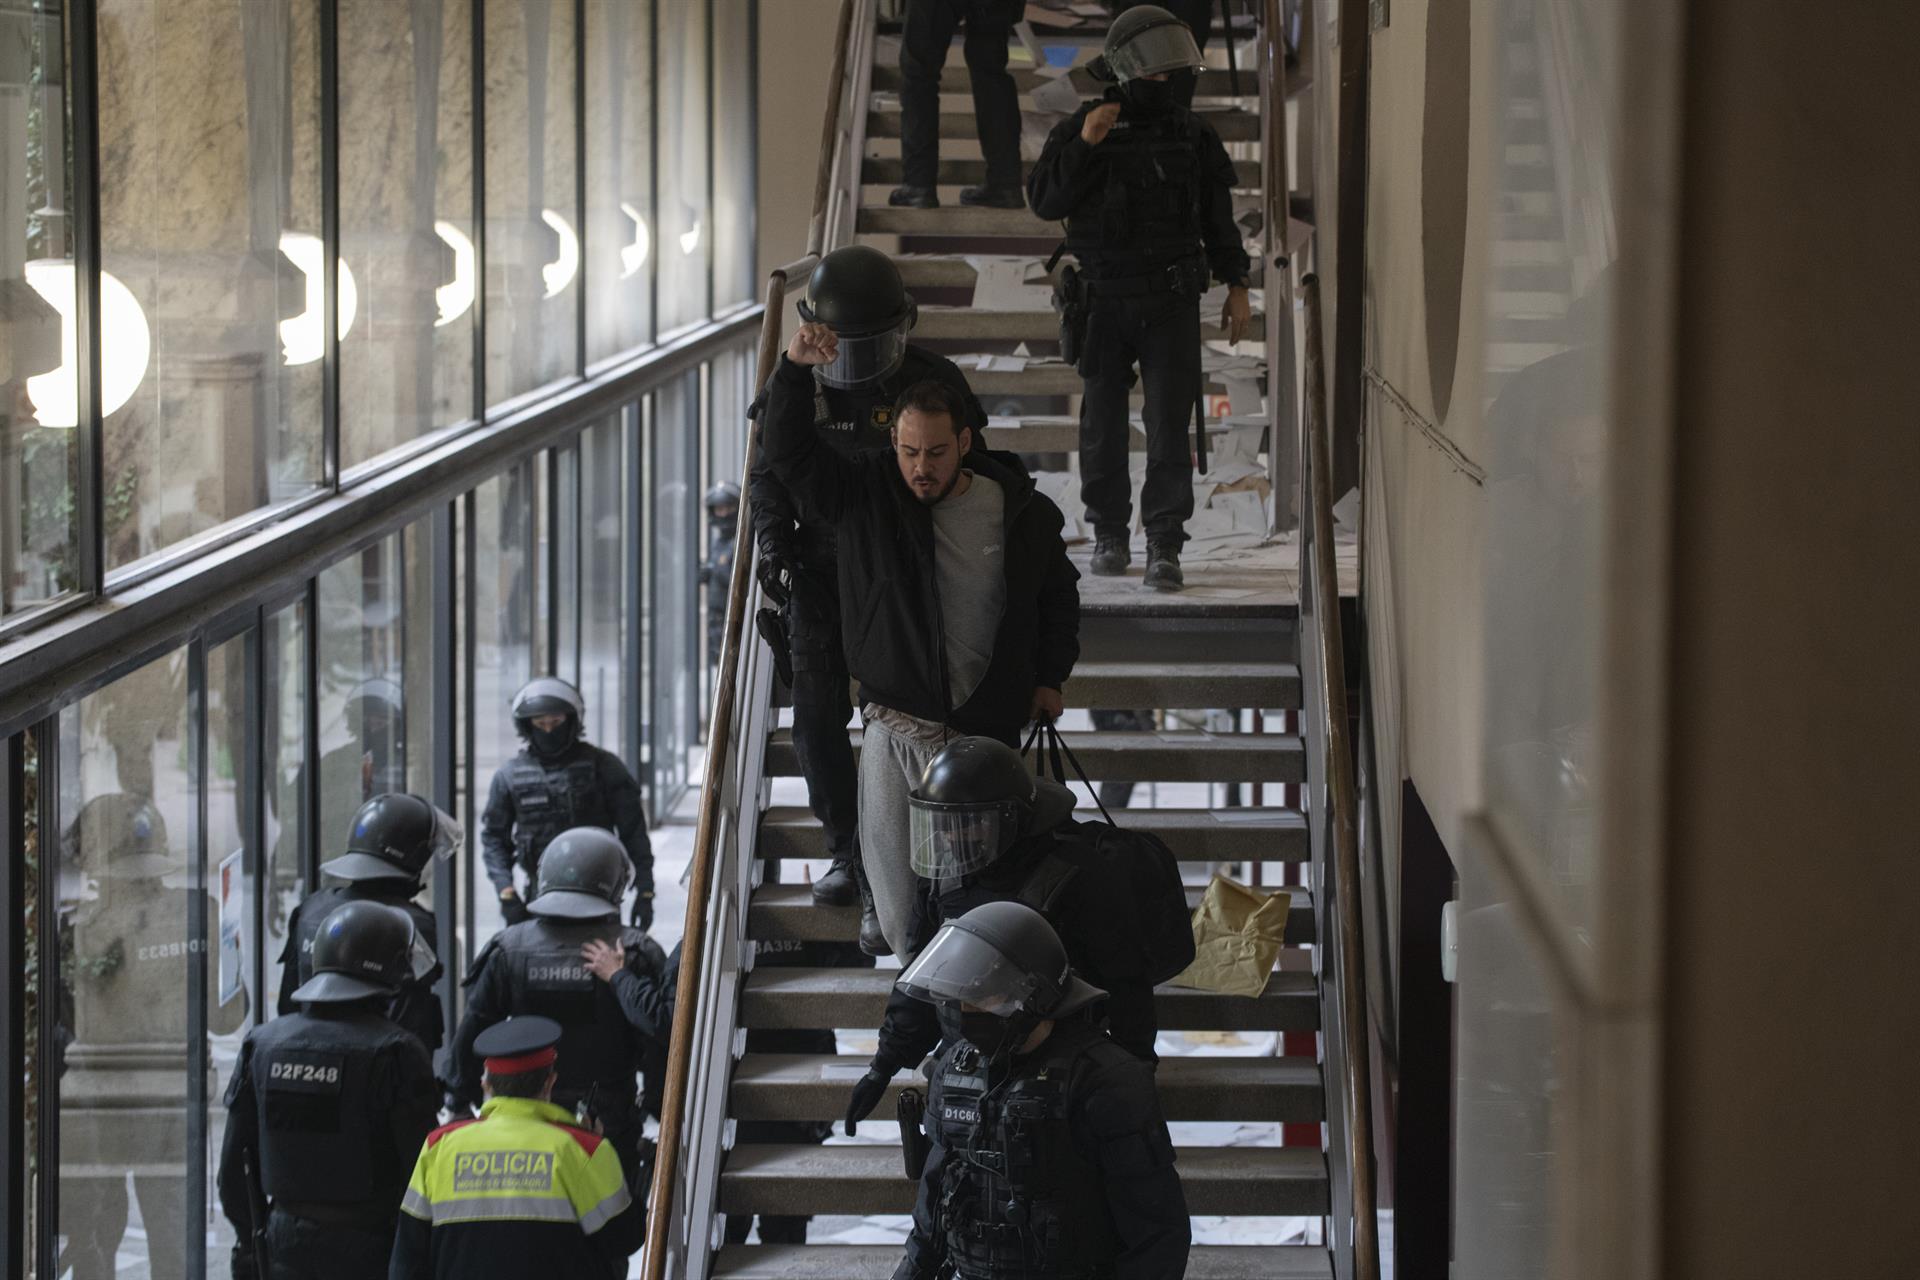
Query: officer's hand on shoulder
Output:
[[1082, 102, 1123, 146], [787, 322, 839, 366], [582, 938, 626, 982]]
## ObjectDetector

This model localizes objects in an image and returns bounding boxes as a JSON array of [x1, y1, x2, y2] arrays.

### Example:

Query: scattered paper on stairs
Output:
[[967, 257, 1056, 311], [1222, 371, 1264, 416], [1030, 66, 1086, 115]]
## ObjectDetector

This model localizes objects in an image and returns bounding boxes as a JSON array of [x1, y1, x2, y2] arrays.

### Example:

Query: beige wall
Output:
[[756, 0, 843, 319]]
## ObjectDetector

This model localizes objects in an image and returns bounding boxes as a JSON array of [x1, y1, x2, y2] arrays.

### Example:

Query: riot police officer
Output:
[[481, 676, 654, 928], [891, 902, 1191, 1280], [891, 0, 1028, 210], [450, 828, 671, 1193], [1028, 5, 1254, 592], [843, 736, 1188, 1134], [749, 245, 986, 954], [700, 481, 741, 666], [277, 791, 455, 1052], [219, 901, 439, 1280]]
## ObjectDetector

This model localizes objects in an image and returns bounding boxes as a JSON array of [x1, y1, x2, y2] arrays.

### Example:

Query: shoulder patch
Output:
[[545, 1119, 605, 1156], [871, 405, 893, 429], [425, 1117, 481, 1147]]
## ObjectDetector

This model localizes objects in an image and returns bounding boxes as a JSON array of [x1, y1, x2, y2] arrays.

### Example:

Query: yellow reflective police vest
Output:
[[400, 1095, 629, 1233]]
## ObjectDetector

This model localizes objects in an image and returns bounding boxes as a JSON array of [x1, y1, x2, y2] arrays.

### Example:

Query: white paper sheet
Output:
[[1031, 72, 1085, 115], [1223, 372, 1264, 417]]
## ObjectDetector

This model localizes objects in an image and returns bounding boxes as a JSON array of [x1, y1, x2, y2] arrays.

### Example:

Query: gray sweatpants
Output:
[[858, 714, 944, 956]]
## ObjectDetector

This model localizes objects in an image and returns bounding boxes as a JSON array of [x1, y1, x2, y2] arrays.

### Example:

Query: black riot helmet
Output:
[[528, 827, 632, 920], [908, 736, 1037, 883], [322, 792, 463, 883], [512, 676, 586, 760], [706, 481, 740, 519], [291, 900, 434, 1004], [345, 676, 406, 740], [797, 246, 918, 389], [1100, 5, 1204, 81], [897, 901, 1106, 1059]]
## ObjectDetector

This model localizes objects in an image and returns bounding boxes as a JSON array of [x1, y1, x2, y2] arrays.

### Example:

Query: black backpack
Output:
[[1020, 721, 1197, 986]]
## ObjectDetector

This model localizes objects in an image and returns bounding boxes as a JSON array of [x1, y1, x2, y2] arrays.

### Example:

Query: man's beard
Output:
[[913, 470, 959, 506]]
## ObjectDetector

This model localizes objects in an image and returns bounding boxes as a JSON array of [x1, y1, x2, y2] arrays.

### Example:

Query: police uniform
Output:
[[748, 343, 985, 872], [479, 741, 652, 924], [277, 883, 444, 1051], [392, 1017, 644, 1280], [700, 491, 740, 666], [218, 1006, 438, 1278], [1027, 83, 1251, 557], [450, 915, 670, 1188]]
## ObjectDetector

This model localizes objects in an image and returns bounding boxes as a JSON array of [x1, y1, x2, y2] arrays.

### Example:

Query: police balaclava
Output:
[[512, 677, 587, 762], [1121, 75, 1177, 114]]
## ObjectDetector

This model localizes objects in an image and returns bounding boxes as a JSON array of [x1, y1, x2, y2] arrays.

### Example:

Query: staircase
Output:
[[687, 5, 1335, 1278]]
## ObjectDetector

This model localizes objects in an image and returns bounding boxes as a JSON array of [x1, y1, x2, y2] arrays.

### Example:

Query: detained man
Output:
[[760, 323, 1081, 955]]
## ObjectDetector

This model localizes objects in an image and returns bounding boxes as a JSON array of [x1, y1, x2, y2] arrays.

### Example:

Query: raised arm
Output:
[[1027, 102, 1111, 221], [759, 326, 866, 524]]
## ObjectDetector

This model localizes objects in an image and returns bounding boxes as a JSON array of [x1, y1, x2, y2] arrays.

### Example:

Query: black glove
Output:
[[229, 1245, 259, 1280], [755, 548, 794, 608], [499, 892, 531, 926], [844, 1065, 891, 1137], [631, 891, 654, 932], [443, 1089, 475, 1119]]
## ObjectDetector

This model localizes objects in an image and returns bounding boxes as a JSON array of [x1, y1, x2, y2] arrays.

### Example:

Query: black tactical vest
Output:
[[931, 1032, 1124, 1280], [1065, 107, 1207, 275], [488, 917, 664, 1107], [288, 883, 444, 1050], [503, 749, 617, 876], [244, 1008, 416, 1212]]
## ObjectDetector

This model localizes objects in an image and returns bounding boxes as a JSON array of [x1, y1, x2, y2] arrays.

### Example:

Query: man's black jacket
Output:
[[872, 781, 1158, 1074], [760, 354, 1079, 740], [749, 344, 984, 564]]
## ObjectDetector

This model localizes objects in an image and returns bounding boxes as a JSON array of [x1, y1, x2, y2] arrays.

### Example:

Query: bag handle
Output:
[[1023, 716, 1117, 827]]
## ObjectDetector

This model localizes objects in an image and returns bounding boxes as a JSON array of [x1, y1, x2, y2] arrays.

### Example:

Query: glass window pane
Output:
[[204, 632, 256, 1277], [339, 0, 478, 467], [555, 444, 580, 688], [580, 413, 628, 751], [649, 372, 699, 806], [484, 0, 579, 405], [584, 0, 653, 362], [2, 2, 79, 617], [56, 648, 217, 1277], [712, 0, 755, 311], [262, 599, 306, 1018], [657, 0, 710, 331], [466, 467, 534, 958], [97, 0, 325, 570], [315, 536, 409, 857]]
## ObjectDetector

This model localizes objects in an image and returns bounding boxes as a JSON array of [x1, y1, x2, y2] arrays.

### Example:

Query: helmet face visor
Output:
[[909, 796, 1020, 881], [427, 803, 464, 862], [407, 925, 438, 981], [1108, 21, 1204, 81], [896, 923, 1049, 1015], [814, 321, 910, 389]]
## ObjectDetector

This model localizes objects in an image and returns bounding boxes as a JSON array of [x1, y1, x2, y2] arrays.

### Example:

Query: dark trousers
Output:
[[259, 1209, 391, 1280], [786, 568, 860, 859], [1079, 291, 1203, 545], [900, 0, 1026, 189]]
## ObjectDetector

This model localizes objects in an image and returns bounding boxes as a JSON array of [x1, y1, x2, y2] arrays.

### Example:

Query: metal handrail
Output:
[[641, 1, 861, 1273], [1300, 272, 1379, 1278], [1261, 0, 1300, 532]]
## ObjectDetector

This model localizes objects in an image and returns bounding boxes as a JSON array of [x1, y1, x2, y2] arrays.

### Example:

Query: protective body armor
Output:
[[930, 1029, 1127, 1280], [502, 749, 620, 879], [283, 883, 444, 1050], [479, 917, 666, 1107], [1064, 103, 1207, 280], [242, 1007, 417, 1215]]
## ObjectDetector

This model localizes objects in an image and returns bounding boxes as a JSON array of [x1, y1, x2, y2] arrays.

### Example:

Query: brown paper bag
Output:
[[1167, 874, 1291, 997]]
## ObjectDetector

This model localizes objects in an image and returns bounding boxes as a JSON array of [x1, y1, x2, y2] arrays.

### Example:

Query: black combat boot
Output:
[[1089, 535, 1131, 577], [888, 185, 939, 209], [811, 857, 860, 907], [958, 184, 1025, 209], [1143, 540, 1185, 592], [855, 861, 890, 958]]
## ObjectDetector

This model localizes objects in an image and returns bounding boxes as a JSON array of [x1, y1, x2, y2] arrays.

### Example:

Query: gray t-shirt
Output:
[[930, 471, 1006, 708]]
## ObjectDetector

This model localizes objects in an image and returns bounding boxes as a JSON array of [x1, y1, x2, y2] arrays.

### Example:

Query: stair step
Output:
[[714, 1244, 1331, 1280], [966, 363, 1098, 396], [865, 155, 1263, 190], [755, 805, 1309, 865], [749, 881, 1314, 945], [867, 109, 1263, 143], [859, 205, 1055, 238], [1069, 658, 1299, 708], [715, 1243, 1329, 1280], [731, 1054, 1324, 1123], [867, 66, 1262, 99], [765, 729, 1305, 784], [739, 968, 1319, 1032], [719, 1143, 1328, 1216], [915, 305, 1265, 343]]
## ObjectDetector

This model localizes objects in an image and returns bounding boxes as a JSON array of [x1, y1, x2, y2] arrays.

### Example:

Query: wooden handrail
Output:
[[1260, 0, 1299, 532], [1300, 272, 1379, 1278], [641, 5, 860, 1276]]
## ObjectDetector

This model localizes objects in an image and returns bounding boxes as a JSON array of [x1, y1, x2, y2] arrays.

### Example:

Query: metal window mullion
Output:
[[471, 0, 487, 420], [70, 0, 104, 597], [185, 639, 210, 1280], [571, 440, 584, 681], [430, 500, 458, 1033], [543, 454, 559, 672], [244, 616, 267, 1022], [301, 577, 321, 893], [647, 0, 660, 346], [459, 489, 479, 971], [704, 0, 716, 320], [33, 716, 60, 1279], [1, 734, 23, 1275], [321, 0, 341, 488], [575, 0, 587, 377], [623, 399, 645, 810]]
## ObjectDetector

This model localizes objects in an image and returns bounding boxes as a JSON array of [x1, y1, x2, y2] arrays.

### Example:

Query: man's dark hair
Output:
[[894, 380, 970, 436], [486, 1066, 554, 1099]]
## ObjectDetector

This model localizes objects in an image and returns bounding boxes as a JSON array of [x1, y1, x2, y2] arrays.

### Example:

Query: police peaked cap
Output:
[[474, 1015, 564, 1074]]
